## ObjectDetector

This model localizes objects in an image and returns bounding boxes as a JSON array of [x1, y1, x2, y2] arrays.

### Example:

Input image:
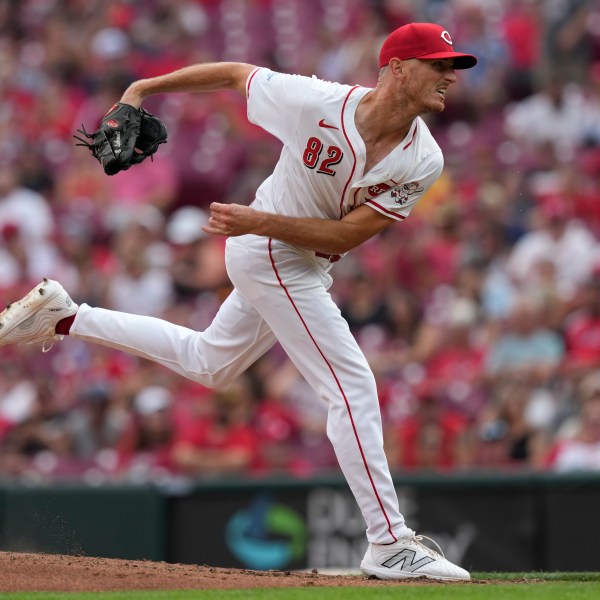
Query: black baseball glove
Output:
[[74, 102, 168, 176]]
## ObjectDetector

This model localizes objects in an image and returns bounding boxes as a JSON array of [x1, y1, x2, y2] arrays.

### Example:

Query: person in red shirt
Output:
[[170, 377, 262, 476], [389, 383, 470, 472], [563, 274, 600, 376], [116, 385, 176, 478], [424, 296, 487, 418]]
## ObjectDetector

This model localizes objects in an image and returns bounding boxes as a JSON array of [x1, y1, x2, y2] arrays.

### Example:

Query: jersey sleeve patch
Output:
[[363, 151, 444, 221], [364, 181, 425, 220]]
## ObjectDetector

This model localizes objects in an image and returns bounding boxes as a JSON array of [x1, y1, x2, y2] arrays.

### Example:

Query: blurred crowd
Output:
[[1, 0, 600, 484]]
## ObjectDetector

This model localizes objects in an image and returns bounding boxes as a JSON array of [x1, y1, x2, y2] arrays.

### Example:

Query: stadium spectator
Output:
[[63, 383, 129, 463], [116, 385, 176, 481], [251, 389, 307, 476], [386, 383, 470, 472], [501, 0, 543, 100], [506, 200, 599, 301], [165, 206, 230, 301], [546, 371, 600, 471], [450, 3, 510, 113], [542, 0, 596, 81], [102, 206, 174, 316], [470, 378, 550, 470], [170, 376, 262, 476], [504, 73, 589, 161], [562, 273, 600, 376], [0, 167, 54, 242], [259, 358, 339, 474], [423, 296, 487, 417], [485, 296, 565, 386]]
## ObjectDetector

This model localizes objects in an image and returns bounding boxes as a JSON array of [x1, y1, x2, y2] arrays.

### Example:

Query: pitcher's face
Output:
[[402, 58, 458, 113]]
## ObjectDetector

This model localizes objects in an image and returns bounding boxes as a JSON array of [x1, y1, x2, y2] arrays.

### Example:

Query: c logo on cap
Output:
[[441, 30, 453, 45]]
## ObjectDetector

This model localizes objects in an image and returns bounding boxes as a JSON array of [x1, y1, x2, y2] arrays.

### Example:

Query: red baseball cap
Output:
[[379, 23, 477, 70]]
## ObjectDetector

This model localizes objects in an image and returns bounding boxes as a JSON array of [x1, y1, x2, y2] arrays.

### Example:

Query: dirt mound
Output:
[[0, 551, 482, 591]]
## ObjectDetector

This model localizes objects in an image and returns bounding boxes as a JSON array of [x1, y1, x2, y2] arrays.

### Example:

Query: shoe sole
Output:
[[0, 279, 62, 342], [361, 564, 470, 581]]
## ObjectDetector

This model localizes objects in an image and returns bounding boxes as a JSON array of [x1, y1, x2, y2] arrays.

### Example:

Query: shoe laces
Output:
[[41, 338, 55, 353], [412, 534, 445, 559], [41, 335, 62, 353]]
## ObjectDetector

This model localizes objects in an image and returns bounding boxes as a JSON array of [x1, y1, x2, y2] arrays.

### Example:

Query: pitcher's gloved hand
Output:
[[74, 102, 168, 175]]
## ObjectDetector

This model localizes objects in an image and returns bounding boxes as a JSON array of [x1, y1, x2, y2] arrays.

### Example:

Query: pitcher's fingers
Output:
[[209, 202, 228, 213], [202, 225, 227, 236]]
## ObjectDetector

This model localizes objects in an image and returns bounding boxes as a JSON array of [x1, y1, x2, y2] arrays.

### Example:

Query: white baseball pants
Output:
[[71, 234, 409, 544]]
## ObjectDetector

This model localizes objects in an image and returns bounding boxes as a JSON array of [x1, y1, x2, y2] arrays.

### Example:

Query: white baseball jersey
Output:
[[247, 67, 443, 224]]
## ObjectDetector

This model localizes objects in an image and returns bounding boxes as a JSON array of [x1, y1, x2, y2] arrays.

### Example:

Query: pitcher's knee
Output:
[[181, 359, 237, 389], [200, 368, 234, 389]]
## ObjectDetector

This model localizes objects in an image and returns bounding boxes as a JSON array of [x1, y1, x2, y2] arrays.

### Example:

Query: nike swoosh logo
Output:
[[318, 119, 339, 130]]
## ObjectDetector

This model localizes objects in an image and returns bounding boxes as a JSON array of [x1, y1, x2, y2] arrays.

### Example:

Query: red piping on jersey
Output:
[[351, 188, 361, 210], [403, 121, 418, 150], [268, 237, 397, 543], [339, 86, 361, 220], [366, 199, 407, 220], [246, 67, 262, 98]]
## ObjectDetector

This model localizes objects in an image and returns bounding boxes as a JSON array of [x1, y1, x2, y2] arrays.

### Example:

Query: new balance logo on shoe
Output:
[[361, 535, 470, 580], [381, 549, 435, 572]]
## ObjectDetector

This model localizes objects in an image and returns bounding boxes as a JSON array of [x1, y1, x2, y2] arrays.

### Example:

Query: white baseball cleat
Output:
[[360, 534, 470, 581], [0, 278, 78, 352]]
